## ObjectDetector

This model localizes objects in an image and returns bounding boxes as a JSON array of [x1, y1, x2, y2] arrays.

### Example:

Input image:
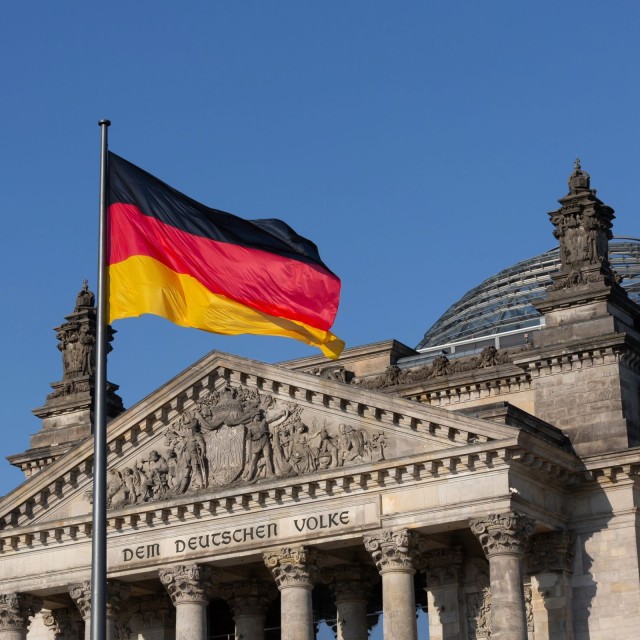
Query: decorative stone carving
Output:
[[112, 593, 175, 640], [423, 547, 463, 588], [547, 159, 623, 292], [39, 281, 123, 417], [0, 593, 43, 631], [364, 528, 426, 573], [524, 584, 534, 637], [466, 572, 491, 639], [470, 512, 535, 557], [308, 366, 354, 383], [528, 530, 576, 574], [106, 383, 386, 508], [324, 564, 378, 602], [68, 581, 130, 620], [263, 546, 324, 588], [68, 583, 91, 620], [356, 344, 533, 389], [219, 580, 277, 617], [43, 607, 83, 639], [159, 564, 218, 605]]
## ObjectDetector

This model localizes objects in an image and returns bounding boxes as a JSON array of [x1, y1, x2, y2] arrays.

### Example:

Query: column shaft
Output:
[[426, 584, 463, 640], [381, 571, 417, 640], [364, 529, 425, 640], [470, 512, 535, 640], [263, 547, 322, 640], [174, 601, 207, 640], [335, 599, 368, 640], [234, 613, 266, 640], [490, 554, 527, 637], [280, 585, 314, 640], [159, 564, 217, 640]]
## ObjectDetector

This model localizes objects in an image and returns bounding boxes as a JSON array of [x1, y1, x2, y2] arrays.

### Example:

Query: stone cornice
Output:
[[0, 434, 583, 554], [513, 332, 639, 374], [398, 365, 532, 406], [0, 353, 533, 529]]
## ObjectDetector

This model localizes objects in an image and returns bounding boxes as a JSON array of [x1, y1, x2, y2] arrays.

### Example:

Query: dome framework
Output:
[[416, 237, 640, 356]]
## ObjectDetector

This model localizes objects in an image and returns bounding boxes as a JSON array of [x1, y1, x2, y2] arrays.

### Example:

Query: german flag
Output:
[[107, 153, 344, 359]]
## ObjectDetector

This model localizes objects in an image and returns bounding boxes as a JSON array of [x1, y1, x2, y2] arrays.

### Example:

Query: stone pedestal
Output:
[[364, 529, 425, 640], [159, 564, 217, 640], [423, 548, 464, 640], [528, 531, 576, 640], [0, 593, 43, 640], [264, 546, 322, 640], [471, 512, 535, 640], [220, 580, 277, 640], [69, 581, 129, 640], [327, 565, 377, 640]]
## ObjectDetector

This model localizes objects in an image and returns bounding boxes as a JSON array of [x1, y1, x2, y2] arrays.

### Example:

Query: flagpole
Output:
[[91, 119, 110, 640]]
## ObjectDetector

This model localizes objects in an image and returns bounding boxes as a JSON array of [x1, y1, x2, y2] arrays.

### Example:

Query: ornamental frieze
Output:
[[104, 384, 387, 509], [354, 344, 533, 390]]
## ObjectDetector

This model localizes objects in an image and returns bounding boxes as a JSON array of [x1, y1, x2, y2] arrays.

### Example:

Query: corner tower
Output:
[[516, 161, 640, 454], [7, 281, 124, 477]]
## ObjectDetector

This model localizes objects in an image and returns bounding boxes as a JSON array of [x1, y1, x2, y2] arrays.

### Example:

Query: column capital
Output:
[[159, 563, 218, 605], [364, 528, 426, 574], [263, 546, 324, 588], [219, 580, 277, 618], [68, 580, 131, 620], [528, 530, 576, 574], [68, 582, 91, 620], [43, 607, 83, 639], [0, 593, 43, 632], [325, 564, 378, 603], [423, 546, 463, 588], [470, 512, 535, 557]]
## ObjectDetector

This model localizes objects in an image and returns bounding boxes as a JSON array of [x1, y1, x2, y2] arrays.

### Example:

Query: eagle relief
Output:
[[105, 384, 387, 509]]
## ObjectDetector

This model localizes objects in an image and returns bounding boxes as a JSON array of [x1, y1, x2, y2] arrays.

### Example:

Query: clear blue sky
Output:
[[2, 1, 639, 507]]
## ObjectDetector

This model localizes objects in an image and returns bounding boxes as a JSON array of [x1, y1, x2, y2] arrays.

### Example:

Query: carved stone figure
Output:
[[547, 159, 620, 293], [104, 383, 387, 508]]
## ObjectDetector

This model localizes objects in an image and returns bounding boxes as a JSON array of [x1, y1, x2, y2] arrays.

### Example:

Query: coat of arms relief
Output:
[[105, 383, 387, 509]]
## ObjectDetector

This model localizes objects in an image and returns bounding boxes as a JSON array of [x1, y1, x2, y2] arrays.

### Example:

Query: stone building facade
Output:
[[1, 163, 639, 639]]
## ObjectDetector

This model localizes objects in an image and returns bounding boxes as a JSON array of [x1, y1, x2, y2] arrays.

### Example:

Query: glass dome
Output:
[[416, 237, 640, 352]]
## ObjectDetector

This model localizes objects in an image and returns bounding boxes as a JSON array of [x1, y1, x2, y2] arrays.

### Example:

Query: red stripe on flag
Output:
[[108, 203, 340, 331]]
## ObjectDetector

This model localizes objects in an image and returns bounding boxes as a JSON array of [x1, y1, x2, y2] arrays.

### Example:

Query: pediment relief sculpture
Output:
[[105, 383, 387, 509]]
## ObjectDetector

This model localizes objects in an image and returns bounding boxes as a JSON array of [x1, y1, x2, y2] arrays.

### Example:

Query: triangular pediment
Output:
[[0, 350, 527, 533]]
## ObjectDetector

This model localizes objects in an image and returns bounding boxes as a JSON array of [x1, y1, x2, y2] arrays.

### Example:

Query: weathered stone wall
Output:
[[569, 481, 640, 639]]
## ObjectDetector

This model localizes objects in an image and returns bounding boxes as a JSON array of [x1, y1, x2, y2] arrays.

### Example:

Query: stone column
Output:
[[326, 565, 377, 640], [42, 607, 83, 640], [423, 547, 464, 640], [364, 529, 425, 640], [159, 564, 217, 640], [264, 546, 323, 640], [0, 593, 43, 640], [124, 594, 175, 640], [68, 581, 130, 640], [220, 580, 277, 640], [470, 511, 535, 640], [528, 531, 576, 640]]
